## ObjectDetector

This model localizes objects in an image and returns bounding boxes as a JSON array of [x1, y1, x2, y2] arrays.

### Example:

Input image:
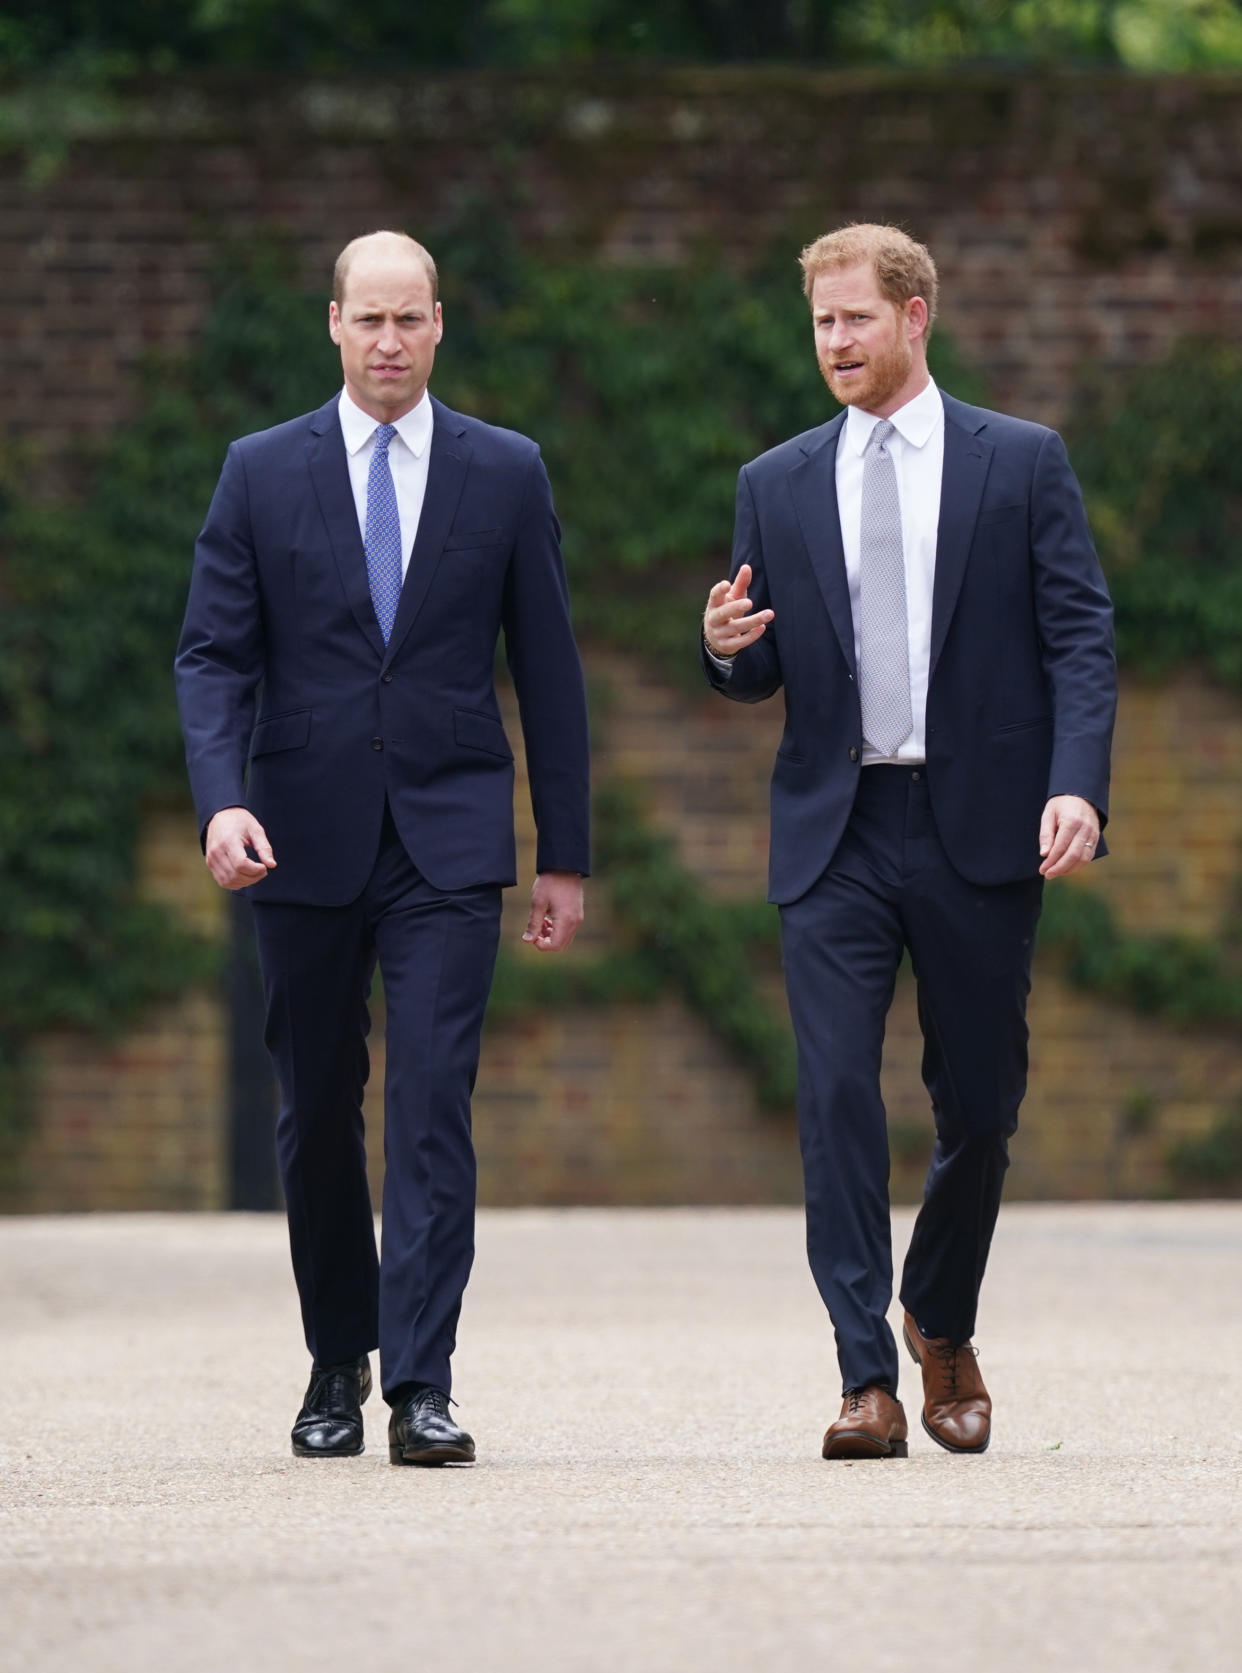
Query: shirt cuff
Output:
[[703, 635, 736, 675]]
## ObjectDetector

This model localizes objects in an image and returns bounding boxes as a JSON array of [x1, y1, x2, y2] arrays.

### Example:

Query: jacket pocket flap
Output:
[[453, 707, 513, 759], [443, 528, 506, 552], [250, 709, 311, 758]]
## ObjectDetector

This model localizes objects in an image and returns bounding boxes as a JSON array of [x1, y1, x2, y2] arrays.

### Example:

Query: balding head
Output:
[[328, 230, 443, 422], [333, 230, 438, 309]]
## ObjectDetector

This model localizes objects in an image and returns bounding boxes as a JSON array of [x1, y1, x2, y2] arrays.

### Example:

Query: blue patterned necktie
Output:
[[858, 419, 914, 756], [365, 423, 403, 644]]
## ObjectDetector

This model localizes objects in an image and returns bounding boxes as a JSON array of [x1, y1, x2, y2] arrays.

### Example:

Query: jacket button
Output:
[[382, 673, 393, 684], [371, 737, 384, 751], [849, 747, 859, 763]]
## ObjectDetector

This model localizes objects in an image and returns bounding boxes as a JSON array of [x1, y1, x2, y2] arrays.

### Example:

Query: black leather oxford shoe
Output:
[[290, 1355, 372, 1457], [388, 1386, 476, 1466]]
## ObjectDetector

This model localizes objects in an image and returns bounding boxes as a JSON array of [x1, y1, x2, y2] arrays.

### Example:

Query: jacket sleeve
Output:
[[1030, 428, 1117, 823], [502, 448, 591, 876], [173, 443, 265, 842], [700, 464, 783, 704]]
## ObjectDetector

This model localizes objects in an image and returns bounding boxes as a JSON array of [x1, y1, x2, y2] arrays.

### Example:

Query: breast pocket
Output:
[[442, 528, 508, 554], [976, 503, 1026, 528]]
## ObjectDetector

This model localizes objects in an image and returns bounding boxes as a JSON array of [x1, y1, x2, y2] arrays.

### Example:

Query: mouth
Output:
[[371, 364, 409, 378], [831, 361, 865, 376]]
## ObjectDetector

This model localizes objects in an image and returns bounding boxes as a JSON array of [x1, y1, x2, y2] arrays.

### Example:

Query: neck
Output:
[[865, 361, 931, 422], [345, 384, 428, 425]]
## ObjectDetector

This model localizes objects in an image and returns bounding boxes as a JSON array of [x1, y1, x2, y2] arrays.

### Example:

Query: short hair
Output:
[[799, 224, 938, 337], [333, 230, 439, 308]]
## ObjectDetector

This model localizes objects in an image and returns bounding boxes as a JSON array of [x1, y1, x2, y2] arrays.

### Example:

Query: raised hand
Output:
[[703, 564, 774, 658]]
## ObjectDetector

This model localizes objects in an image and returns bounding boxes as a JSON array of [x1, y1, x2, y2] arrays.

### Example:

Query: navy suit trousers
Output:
[[779, 766, 1042, 1395], [251, 804, 502, 1400]]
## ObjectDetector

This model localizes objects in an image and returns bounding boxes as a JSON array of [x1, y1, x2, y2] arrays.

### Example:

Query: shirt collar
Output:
[[338, 387, 433, 458], [844, 376, 941, 456]]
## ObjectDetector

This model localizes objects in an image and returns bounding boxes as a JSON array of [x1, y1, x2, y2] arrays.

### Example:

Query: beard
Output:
[[820, 326, 914, 412]]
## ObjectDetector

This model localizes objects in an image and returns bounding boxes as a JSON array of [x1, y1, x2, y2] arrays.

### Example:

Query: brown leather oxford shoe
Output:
[[822, 1385, 909, 1459], [902, 1311, 991, 1453]]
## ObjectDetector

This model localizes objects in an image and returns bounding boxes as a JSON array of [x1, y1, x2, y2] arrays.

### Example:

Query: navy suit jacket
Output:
[[176, 394, 590, 905], [703, 391, 1116, 904]]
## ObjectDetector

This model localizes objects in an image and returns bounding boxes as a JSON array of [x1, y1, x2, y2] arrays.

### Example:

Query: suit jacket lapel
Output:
[[930, 398, 993, 679], [305, 398, 386, 659], [787, 414, 856, 677], [383, 399, 471, 669]]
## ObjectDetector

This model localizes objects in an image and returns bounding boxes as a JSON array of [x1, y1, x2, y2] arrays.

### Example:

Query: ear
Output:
[[328, 300, 342, 345], [906, 296, 929, 343], [433, 301, 444, 344]]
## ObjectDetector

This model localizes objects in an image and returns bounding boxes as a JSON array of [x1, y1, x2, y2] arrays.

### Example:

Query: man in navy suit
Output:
[[177, 231, 590, 1465], [702, 225, 1114, 1459]]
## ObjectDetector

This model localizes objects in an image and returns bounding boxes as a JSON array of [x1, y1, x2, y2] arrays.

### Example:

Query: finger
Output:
[[1039, 822, 1082, 878], [209, 853, 267, 890], [534, 911, 582, 953], [1042, 846, 1088, 879], [1038, 804, 1056, 857], [727, 564, 753, 602], [707, 579, 730, 607], [522, 891, 549, 943], [715, 610, 774, 645], [225, 832, 268, 883], [246, 823, 276, 869]]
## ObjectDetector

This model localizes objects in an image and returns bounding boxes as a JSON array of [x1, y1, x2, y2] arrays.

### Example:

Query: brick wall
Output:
[[3, 68, 1241, 464], [8, 660, 1242, 1210], [4, 68, 1242, 1208]]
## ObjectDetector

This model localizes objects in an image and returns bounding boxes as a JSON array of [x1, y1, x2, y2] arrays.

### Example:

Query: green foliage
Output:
[[1070, 340, 1242, 684], [0, 248, 340, 1163], [593, 783, 795, 1106], [488, 783, 795, 1105], [433, 214, 981, 682], [844, 1, 1242, 68], [4, 0, 1237, 74], [1167, 1102, 1242, 1189], [1039, 885, 1242, 1023], [4, 216, 1242, 1185]]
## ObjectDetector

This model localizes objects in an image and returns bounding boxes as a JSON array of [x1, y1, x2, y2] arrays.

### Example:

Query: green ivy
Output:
[[0, 245, 340, 1168], [488, 782, 795, 1107], [3, 221, 1242, 1186], [1167, 1103, 1242, 1188], [1039, 884, 1242, 1024], [1071, 339, 1242, 684]]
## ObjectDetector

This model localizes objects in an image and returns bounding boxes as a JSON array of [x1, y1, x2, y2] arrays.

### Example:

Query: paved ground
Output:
[[2, 1205, 1240, 1672]]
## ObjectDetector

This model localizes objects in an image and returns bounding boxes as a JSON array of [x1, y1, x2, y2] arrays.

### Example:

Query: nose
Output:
[[376, 317, 401, 353], [827, 320, 854, 353]]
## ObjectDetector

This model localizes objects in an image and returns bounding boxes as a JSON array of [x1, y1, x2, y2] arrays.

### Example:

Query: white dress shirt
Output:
[[337, 386, 434, 579], [711, 377, 944, 766], [840, 377, 943, 764]]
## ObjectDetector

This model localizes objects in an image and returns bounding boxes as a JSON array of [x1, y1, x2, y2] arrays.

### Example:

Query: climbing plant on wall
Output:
[[3, 220, 1242, 1185]]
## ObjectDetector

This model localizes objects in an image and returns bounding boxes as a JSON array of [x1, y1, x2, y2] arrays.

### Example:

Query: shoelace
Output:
[[411, 1387, 451, 1421], [928, 1339, 979, 1397], [846, 1389, 866, 1414], [308, 1364, 361, 1415]]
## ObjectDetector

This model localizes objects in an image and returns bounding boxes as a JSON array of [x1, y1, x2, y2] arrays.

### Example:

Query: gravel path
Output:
[[2, 1205, 1239, 1671]]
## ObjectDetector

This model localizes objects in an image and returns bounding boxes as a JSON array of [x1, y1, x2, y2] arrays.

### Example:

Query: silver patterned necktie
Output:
[[858, 418, 913, 756], [365, 423, 403, 644]]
